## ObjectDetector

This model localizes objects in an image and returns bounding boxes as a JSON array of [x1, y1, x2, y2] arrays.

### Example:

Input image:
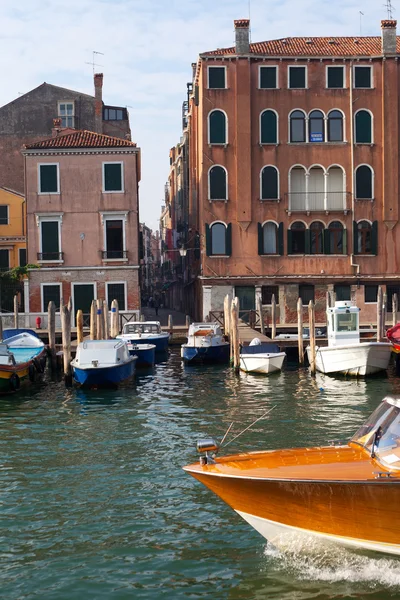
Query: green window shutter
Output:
[[278, 222, 284, 255], [40, 165, 58, 193], [305, 229, 311, 255], [226, 223, 232, 256], [260, 111, 277, 144], [371, 220, 378, 255], [323, 229, 331, 254], [194, 86, 199, 106], [41, 221, 59, 254], [258, 223, 263, 255], [261, 167, 278, 199], [353, 221, 358, 255], [209, 111, 226, 144], [355, 111, 372, 143], [104, 163, 122, 191], [205, 224, 211, 256], [287, 229, 293, 255], [342, 228, 347, 255]]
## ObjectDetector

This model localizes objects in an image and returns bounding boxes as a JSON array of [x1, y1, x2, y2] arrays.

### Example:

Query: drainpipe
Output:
[[349, 60, 360, 275]]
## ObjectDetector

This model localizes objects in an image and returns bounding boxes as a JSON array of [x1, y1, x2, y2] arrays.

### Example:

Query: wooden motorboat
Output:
[[0, 329, 47, 393], [240, 339, 286, 374], [181, 323, 230, 364], [71, 340, 137, 387], [184, 396, 400, 556], [306, 301, 392, 376], [387, 323, 400, 354]]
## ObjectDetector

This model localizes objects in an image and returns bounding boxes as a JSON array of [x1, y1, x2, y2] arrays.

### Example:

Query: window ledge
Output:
[[207, 87, 229, 91], [259, 143, 279, 147], [102, 190, 125, 194], [38, 191, 60, 196], [208, 143, 228, 147], [102, 258, 129, 263], [355, 198, 374, 202], [288, 87, 308, 90], [38, 260, 64, 264], [260, 253, 279, 256], [260, 198, 280, 202], [208, 255, 230, 258], [354, 143, 374, 146], [356, 254, 377, 257], [258, 87, 280, 91], [209, 198, 228, 203], [287, 142, 347, 145], [325, 87, 346, 90]]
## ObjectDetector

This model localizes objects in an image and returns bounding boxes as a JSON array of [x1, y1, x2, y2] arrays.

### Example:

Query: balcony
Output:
[[101, 250, 128, 260], [285, 191, 351, 214], [37, 252, 64, 262]]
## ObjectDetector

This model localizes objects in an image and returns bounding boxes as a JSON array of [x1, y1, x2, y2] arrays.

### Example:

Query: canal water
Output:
[[1, 351, 400, 600]]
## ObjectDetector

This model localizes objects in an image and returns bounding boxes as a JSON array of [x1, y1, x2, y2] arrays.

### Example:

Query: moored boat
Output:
[[127, 342, 156, 367], [306, 301, 392, 376], [71, 339, 137, 387], [184, 396, 400, 556], [0, 329, 47, 393], [181, 323, 230, 364], [240, 339, 286, 374], [387, 323, 400, 353], [117, 321, 169, 353]]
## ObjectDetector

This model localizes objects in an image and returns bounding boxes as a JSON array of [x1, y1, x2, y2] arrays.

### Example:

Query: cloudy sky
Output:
[[0, 0, 390, 230]]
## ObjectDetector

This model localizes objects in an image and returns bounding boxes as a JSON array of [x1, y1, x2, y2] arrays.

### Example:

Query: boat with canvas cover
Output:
[[0, 329, 46, 393], [387, 323, 400, 354], [117, 321, 169, 353], [306, 301, 392, 376], [181, 323, 230, 363], [71, 339, 137, 387], [184, 396, 400, 556], [239, 338, 286, 374]]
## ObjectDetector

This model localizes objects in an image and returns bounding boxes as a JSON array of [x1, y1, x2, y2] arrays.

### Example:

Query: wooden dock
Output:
[[237, 320, 272, 345]]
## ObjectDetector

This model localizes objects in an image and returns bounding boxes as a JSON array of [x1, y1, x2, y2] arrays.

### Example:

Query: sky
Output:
[[0, 0, 392, 231]]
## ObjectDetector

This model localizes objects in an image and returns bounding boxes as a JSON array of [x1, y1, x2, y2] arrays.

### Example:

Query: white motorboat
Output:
[[71, 340, 137, 386], [240, 338, 286, 374], [306, 301, 392, 376], [117, 321, 169, 353], [181, 323, 230, 363]]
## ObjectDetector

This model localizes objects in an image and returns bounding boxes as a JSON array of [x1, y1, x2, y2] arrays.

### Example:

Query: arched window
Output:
[[261, 166, 278, 200], [263, 222, 278, 254], [328, 221, 344, 254], [211, 222, 227, 255], [328, 110, 343, 142], [209, 110, 227, 144], [355, 165, 373, 199], [355, 110, 372, 144], [260, 110, 277, 144], [310, 221, 324, 254], [309, 110, 324, 143], [290, 110, 306, 143], [209, 166, 227, 200], [289, 221, 306, 254], [357, 221, 372, 254]]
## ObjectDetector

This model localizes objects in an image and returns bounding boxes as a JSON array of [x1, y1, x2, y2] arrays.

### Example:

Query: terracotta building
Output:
[[22, 129, 141, 319], [176, 18, 400, 323]]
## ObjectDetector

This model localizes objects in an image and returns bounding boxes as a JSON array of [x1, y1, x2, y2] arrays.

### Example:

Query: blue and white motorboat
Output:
[[126, 342, 156, 367], [117, 321, 170, 353], [181, 322, 230, 364], [240, 338, 286, 374], [71, 339, 137, 387]]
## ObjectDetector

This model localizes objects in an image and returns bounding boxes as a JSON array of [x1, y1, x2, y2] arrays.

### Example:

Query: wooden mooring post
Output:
[[110, 299, 119, 338], [224, 295, 231, 337], [271, 294, 276, 340], [297, 297, 304, 366], [48, 301, 56, 370], [0, 315, 3, 343], [76, 309, 84, 345], [393, 293, 399, 327], [61, 304, 72, 386], [186, 315, 190, 329], [230, 297, 240, 373], [308, 300, 316, 376], [256, 294, 265, 336], [14, 294, 19, 329], [383, 292, 387, 339], [377, 286, 383, 343], [90, 300, 97, 341], [168, 314, 173, 334], [96, 299, 104, 340], [103, 300, 110, 339]]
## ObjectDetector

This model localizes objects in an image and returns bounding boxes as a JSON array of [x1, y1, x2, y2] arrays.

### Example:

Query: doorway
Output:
[[235, 286, 255, 321], [72, 283, 96, 326]]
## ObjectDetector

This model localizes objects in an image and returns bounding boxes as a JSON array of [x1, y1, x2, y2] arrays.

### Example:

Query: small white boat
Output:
[[117, 321, 169, 353], [240, 338, 286, 374], [306, 301, 392, 376], [71, 340, 137, 387], [181, 323, 230, 363]]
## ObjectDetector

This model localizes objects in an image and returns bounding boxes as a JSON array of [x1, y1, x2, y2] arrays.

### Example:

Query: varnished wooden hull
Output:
[[184, 445, 400, 555]]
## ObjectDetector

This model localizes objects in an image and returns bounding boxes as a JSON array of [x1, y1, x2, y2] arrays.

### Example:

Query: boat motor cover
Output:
[[3, 329, 41, 340], [241, 343, 280, 355]]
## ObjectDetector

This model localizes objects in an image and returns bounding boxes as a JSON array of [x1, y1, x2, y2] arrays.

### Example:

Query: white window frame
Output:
[[100, 211, 128, 262], [102, 161, 124, 193], [326, 65, 346, 89], [353, 65, 373, 89], [36, 213, 63, 263], [261, 220, 279, 255], [209, 220, 228, 257], [38, 163, 60, 195], [207, 109, 228, 145], [106, 281, 127, 312], [258, 65, 279, 89], [0, 205, 9, 225], [208, 165, 228, 201], [288, 65, 308, 89], [71, 282, 98, 326], [259, 109, 279, 145], [288, 109, 307, 143], [57, 101, 75, 127], [41, 282, 62, 312], [207, 65, 227, 89]]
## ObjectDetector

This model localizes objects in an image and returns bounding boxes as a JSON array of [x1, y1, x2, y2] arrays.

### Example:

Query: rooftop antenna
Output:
[[85, 50, 104, 75], [359, 11, 364, 36], [384, 0, 394, 19]]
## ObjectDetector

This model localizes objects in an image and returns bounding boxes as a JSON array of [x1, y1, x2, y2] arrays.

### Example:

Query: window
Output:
[[209, 110, 227, 144], [355, 165, 373, 199], [328, 221, 345, 254], [355, 110, 372, 144], [334, 284, 351, 301], [299, 284, 314, 305], [107, 282, 126, 311], [310, 221, 324, 254], [40, 220, 61, 261], [354, 66, 372, 88], [356, 221, 373, 254], [387, 285, 400, 312], [42, 284, 61, 311], [0, 206, 8, 225], [0, 249, 9, 271], [208, 66, 226, 89], [364, 284, 378, 303], [259, 66, 277, 89], [209, 166, 227, 200], [309, 110, 324, 143], [328, 110, 343, 142], [261, 166, 278, 200], [19, 248, 27, 267], [103, 107, 124, 121], [58, 102, 74, 127], [288, 66, 306, 89], [205, 222, 231, 256], [105, 220, 124, 259], [260, 110, 277, 144], [103, 162, 123, 192], [327, 66, 344, 88], [289, 221, 306, 254], [260, 222, 278, 254], [290, 110, 306, 142], [262, 285, 279, 305], [39, 164, 59, 194]]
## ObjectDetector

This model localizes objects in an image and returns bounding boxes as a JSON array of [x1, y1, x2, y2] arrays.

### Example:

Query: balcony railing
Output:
[[285, 191, 351, 213], [101, 250, 128, 259], [37, 252, 64, 261]]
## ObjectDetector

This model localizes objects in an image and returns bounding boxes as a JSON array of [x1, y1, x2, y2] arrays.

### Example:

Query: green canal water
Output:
[[1, 351, 400, 600]]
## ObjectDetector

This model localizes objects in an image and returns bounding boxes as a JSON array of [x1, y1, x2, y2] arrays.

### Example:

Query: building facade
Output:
[[178, 18, 400, 323], [23, 129, 141, 319], [0, 187, 26, 271]]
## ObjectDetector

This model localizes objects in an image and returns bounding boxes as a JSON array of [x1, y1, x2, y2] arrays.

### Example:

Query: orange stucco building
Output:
[[177, 18, 400, 323]]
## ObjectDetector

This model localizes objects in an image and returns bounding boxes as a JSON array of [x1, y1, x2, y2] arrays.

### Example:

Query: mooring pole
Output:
[[271, 294, 276, 340], [14, 294, 19, 329], [96, 299, 103, 340], [393, 293, 398, 328], [61, 304, 72, 386], [256, 294, 265, 336], [48, 300, 56, 370], [76, 309, 84, 345], [377, 285, 383, 343], [110, 299, 119, 338], [90, 299, 96, 341], [297, 297, 304, 366], [103, 300, 110, 339], [382, 292, 387, 339], [308, 300, 316, 376]]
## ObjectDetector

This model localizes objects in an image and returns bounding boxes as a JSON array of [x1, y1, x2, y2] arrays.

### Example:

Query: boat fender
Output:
[[9, 373, 20, 391], [33, 357, 45, 374], [28, 364, 36, 382]]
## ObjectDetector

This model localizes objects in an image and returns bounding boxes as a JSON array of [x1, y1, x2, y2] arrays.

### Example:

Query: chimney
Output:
[[52, 118, 62, 137], [381, 19, 397, 55], [234, 19, 250, 54], [191, 62, 197, 82], [94, 72, 103, 133]]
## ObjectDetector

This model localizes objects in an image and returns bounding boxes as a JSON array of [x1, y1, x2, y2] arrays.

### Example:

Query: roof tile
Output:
[[24, 130, 136, 150]]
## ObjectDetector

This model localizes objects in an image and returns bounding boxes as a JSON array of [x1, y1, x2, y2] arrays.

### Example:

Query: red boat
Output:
[[387, 324, 400, 353]]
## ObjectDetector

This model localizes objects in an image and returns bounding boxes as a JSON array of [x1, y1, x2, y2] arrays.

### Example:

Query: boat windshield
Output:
[[124, 324, 161, 335], [351, 399, 400, 468], [336, 312, 358, 332]]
